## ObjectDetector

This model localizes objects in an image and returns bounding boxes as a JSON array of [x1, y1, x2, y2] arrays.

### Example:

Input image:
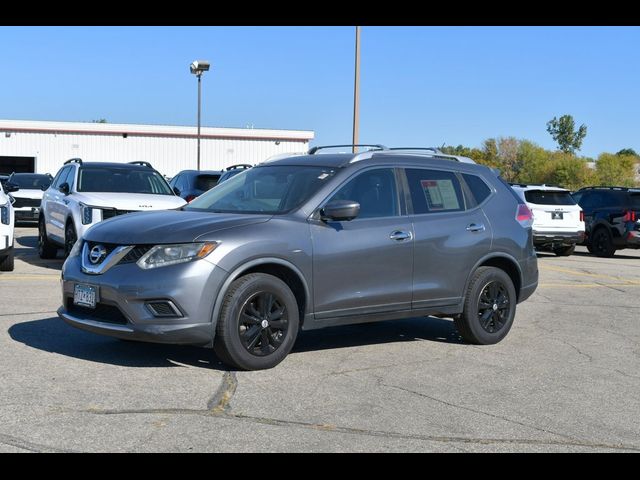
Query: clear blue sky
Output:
[[1, 26, 639, 158]]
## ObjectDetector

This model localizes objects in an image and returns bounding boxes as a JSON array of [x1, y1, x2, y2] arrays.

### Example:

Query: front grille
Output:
[[119, 246, 153, 264], [101, 209, 137, 220], [12, 197, 41, 209], [66, 298, 128, 325]]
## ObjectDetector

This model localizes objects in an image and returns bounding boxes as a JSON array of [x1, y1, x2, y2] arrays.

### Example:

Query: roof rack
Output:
[[308, 144, 387, 155], [224, 163, 252, 171], [128, 161, 153, 168], [509, 183, 564, 188], [64, 158, 83, 165], [387, 147, 442, 153], [576, 186, 632, 191]]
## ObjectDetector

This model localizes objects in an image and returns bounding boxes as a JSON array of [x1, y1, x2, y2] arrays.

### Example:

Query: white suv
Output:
[[39, 159, 187, 258], [510, 183, 585, 256], [0, 185, 15, 271]]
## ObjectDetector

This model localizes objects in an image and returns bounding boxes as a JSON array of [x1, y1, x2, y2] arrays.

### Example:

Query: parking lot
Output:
[[0, 226, 639, 452]]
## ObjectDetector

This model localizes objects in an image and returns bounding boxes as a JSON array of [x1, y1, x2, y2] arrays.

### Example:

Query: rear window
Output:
[[524, 190, 576, 206], [630, 193, 640, 208], [195, 175, 220, 192]]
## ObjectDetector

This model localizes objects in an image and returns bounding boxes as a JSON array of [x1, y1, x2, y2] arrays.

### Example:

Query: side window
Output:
[[66, 166, 76, 191], [602, 192, 623, 208], [329, 168, 399, 219], [52, 167, 71, 189], [406, 168, 465, 214], [169, 174, 180, 189], [462, 173, 492, 206]]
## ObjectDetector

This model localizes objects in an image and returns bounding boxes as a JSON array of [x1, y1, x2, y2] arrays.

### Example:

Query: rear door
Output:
[[405, 168, 493, 308]]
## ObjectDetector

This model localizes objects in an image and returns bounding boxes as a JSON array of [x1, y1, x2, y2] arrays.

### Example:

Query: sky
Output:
[[1, 26, 639, 159]]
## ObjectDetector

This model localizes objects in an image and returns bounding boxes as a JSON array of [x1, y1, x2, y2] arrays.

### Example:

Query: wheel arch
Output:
[[464, 253, 523, 302]]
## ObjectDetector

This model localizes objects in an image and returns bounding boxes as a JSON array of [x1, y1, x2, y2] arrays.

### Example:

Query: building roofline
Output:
[[0, 119, 314, 142]]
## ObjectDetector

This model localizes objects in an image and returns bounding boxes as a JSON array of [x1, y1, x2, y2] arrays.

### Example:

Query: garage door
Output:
[[0, 156, 35, 174]]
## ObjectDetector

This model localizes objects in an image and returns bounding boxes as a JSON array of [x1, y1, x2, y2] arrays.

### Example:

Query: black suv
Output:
[[572, 187, 640, 257]]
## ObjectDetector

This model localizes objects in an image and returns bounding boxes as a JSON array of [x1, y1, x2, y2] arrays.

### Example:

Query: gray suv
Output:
[[58, 148, 538, 370]]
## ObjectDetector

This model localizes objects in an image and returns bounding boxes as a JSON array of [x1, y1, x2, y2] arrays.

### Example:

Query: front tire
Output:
[[214, 273, 300, 371], [64, 222, 78, 258], [455, 266, 517, 345], [590, 228, 615, 257], [0, 248, 14, 272], [38, 218, 58, 259]]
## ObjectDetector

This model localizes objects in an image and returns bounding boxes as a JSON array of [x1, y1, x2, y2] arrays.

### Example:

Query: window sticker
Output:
[[421, 179, 460, 211]]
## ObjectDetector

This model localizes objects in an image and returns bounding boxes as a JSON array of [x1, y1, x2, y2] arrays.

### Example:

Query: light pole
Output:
[[190, 60, 211, 171], [352, 26, 361, 154]]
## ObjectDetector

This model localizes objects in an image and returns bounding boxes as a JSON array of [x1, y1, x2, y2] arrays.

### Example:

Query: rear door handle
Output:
[[466, 223, 485, 232], [389, 230, 412, 241]]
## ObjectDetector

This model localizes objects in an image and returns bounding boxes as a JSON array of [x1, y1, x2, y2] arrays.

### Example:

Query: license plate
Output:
[[74, 284, 98, 309], [551, 212, 563, 220]]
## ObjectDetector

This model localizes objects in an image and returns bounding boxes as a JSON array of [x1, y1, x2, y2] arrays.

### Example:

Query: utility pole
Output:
[[352, 26, 361, 154]]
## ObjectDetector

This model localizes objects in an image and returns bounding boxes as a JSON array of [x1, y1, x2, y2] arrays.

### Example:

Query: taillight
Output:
[[580, 210, 584, 222], [516, 203, 533, 227], [622, 210, 636, 222], [185, 194, 197, 203]]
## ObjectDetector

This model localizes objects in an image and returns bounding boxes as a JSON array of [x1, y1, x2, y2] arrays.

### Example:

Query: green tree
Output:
[[596, 153, 637, 187], [546, 115, 587, 154], [616, 148, 637, 157]]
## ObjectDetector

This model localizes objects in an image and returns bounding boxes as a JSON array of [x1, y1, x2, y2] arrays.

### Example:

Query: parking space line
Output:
[[538, 282, 640, 288], [0, 274, 60, 281], [539, 264, 640, 284]]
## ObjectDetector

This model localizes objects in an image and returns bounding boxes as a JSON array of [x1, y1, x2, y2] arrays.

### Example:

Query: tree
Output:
[[616, 148, 637, 157], [546, 115, 587, 154], [596, 153, 637, 187], [91, 118, 108, 123]]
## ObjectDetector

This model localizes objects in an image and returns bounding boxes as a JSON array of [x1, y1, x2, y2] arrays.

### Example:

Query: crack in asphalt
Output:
[[557, 339, 594, 363], [0, 432, 77, 453], [81, 405, 640, 452]]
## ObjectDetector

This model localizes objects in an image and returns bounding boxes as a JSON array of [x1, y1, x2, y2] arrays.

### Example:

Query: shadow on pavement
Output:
[[13, 233, 65, 270]]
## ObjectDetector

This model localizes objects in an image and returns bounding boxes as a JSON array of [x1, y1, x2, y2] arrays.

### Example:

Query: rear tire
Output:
[[590, 228, 615, 257], [454, 266, 517, 345], [38, 218, 58, 259], [0, 248, 14, 272], [64, 222, 77, 258], [214, 273, 299, 370], [553, 244, 575, 256]]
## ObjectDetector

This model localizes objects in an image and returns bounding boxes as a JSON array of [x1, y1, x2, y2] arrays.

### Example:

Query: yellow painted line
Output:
[[539, 264, 640, 284], [539, 283, 640, 288], [0, 274, 60, 281]]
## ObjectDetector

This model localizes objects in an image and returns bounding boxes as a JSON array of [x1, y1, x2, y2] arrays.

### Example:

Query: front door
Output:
[[310, 167, 414, 319]]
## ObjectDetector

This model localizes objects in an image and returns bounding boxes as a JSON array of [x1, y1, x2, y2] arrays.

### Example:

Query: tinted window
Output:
[[462, 174, 491, 205], [329, 168, 399, 218], [9, 173, 52, 190], [524, 190, 576, 205], [630, 193, 640, 208], [602, 191, 624, 207], [406, 168, 465, 214], [187, 165, 337, 214], [77, 167, 173, 195], [195, 174, 220, 192], [52, 167, 71, 189]]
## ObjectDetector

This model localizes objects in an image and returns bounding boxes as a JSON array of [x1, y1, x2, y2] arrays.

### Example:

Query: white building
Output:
[[0, 119, 314, 177]]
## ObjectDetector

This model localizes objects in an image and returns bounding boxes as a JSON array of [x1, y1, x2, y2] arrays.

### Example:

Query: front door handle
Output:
[[466, 223, 485, 232], [390, 230, 412, 241]]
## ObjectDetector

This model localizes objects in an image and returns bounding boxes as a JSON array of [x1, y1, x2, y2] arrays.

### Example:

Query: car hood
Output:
[[83, 210, 272, 244], [73, 192, 187, 210], [11, 189, 44, 200]]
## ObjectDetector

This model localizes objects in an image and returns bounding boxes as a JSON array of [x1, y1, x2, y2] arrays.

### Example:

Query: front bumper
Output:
[[58, 254, 228, 346], [533, 230, 585, 247]]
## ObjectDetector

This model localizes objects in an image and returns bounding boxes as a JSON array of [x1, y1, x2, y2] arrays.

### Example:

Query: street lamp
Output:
[[190, 60, 211, 171]]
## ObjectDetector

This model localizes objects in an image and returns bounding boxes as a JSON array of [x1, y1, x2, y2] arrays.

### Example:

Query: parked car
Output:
[[571, 186, 640, 257], [3, 173, 53, 223], [0, 175, 8, 191], [217, 164, 253, 184], [0, 185, 15, 271], [58, 147, 538, 370], [510, 183, 585, 256], [39, 159, 187, 258], [169, 170, 223, 202]]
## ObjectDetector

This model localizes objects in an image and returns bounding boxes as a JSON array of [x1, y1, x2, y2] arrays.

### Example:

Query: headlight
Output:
[[68, 238, 83, 258], [80, 204, 93, 225], [136, 242, 219, 270], [0, 202, 9, 225]]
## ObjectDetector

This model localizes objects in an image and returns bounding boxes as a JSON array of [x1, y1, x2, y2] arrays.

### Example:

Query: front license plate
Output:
[[74, 284, 98, 309], [551, 212, 563, 220]]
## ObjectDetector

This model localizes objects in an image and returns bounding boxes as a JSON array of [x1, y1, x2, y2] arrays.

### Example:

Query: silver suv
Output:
[[39, 159, 186, 258], [58, 147, 539, 370]]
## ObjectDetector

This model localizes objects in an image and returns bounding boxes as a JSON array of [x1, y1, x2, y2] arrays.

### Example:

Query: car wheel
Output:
[[590, 228, 615, 257], [214, 273, 299, 371], [0, 248, 14, 272], [38, 218, 58, 259], [455, 266, 517, 345], [553, 244, 575, 256], [64, 222, 78, 258]]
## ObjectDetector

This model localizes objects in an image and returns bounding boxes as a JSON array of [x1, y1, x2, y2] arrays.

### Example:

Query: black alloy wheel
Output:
[[238, 291, 289, 357], [64, 223, 77, 258], [476, 281, 510, 334], [591, 228, 615, 257]]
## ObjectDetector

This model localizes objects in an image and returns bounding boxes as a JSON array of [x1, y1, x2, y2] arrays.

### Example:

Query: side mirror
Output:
[[41, 184, 49, 191], [5, 183, 19, 193], [320, 200, 360, 222], [59, 183, 70, 195], [173, 186, 181, 196]]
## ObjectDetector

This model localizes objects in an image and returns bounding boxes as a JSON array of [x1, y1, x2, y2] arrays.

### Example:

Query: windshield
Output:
[[524, 190, 576, 206], [78, 167, 173, 195], [186, 165, 337, 214], [9, 174, 52, 190]]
